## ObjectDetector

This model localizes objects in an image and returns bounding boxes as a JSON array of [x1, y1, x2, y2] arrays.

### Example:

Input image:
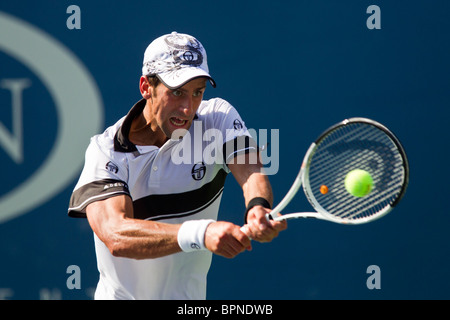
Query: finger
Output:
[[221, 239, 247, 258], [237, 227, 252, 250], [247, 219, 278, 242], [239, 225, 254, 244], [269, 215, 288, 231], [240, 225, 250, 238]]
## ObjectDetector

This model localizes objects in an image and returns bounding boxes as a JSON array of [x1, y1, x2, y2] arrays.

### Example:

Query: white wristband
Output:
[[177, 219, 215, 252]]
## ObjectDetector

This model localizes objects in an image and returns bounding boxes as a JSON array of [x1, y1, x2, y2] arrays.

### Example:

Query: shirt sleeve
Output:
[[210, 99, 258, 170], [68, 137, 130, 218]]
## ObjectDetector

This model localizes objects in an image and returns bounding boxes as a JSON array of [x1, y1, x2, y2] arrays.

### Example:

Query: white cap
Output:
[[142, 32, 216, 89]]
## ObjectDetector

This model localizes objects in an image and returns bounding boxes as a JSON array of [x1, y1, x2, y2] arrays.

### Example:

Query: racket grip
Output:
[[240, 225, 252, 240], [265, 213, 273, 221]]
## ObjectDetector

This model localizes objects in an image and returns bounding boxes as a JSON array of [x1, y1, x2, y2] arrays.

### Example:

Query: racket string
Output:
[[305, 122, 406, 222]]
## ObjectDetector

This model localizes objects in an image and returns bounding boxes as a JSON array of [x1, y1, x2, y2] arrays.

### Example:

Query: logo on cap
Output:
[[165, 33, 203, 68], [233, 119, 243, 130]]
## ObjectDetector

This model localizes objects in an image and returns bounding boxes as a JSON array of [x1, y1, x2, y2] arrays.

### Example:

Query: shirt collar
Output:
[[113, 99, 199, 153], [114, 99, 145, 152]]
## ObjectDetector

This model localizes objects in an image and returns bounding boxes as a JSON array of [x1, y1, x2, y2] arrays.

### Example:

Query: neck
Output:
[[129, 102, 167, 147]]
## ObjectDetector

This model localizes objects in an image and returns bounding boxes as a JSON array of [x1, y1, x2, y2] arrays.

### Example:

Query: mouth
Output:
[[169, 117, 187, 127]]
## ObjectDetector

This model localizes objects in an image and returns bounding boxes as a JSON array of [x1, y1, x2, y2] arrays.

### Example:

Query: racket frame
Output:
[[268, 117, 409, 225]]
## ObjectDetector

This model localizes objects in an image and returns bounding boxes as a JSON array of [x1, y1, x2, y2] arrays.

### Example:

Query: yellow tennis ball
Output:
[[345, 169, 373, 197]]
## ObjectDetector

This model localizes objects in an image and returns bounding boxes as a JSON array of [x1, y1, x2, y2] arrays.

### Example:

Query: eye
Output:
[[172, 90, 182, 97], [193, 90, 204, 97]]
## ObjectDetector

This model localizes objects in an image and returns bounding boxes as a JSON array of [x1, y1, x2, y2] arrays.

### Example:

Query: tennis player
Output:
[[68, 32, 286, 300]]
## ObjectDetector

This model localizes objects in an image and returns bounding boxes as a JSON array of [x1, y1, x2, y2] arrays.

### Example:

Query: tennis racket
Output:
[[252, 117, 409, 226]]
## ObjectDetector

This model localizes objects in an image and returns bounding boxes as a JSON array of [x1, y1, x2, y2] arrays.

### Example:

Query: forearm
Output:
[[86, 197, 182, 260], [110, 219, 250, 260], [87, 195, 250, 260], [228, 154, 273, 206], [229, 154, 286, 242], [108, 218, 181, 259], [241, 171, 273, 207]]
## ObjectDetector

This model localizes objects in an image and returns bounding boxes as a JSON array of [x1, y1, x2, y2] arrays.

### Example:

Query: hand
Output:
[[243, 205, 287, 242], [204, 221, 252, 258]]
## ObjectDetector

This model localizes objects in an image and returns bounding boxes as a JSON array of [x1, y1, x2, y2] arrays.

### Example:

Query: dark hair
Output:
[[146, 76, 161, 88]]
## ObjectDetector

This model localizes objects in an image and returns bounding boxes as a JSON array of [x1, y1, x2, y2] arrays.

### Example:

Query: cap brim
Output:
[[156, 67, 216, 90]]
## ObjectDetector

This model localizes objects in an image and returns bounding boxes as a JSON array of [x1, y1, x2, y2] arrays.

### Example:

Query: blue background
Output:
[[1, 0, 449, 299]]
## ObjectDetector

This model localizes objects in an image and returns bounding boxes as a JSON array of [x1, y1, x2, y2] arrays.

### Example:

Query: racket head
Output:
[[302, 118, 409, 224]]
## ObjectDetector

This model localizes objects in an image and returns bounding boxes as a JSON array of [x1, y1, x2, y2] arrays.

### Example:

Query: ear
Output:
[[139, 76, 152, 99]]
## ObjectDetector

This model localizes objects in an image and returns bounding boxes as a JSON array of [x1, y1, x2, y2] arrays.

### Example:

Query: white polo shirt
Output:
[[68, 97, 257, 300]]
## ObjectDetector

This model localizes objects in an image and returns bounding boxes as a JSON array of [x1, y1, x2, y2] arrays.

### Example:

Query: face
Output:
[[143, 77, 207, 139]]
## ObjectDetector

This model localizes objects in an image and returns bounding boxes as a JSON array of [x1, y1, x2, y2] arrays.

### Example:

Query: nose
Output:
[[179, 96, 194, 117]]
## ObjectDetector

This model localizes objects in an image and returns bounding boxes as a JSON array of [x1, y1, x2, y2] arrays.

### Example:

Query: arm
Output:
[[228, 153, 287, 242], [86, 194, 251, 260], [86, 195, 181, 259]]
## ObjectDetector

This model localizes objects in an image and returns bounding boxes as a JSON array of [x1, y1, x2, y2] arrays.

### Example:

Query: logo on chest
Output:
[[191, 162, 206, 181]]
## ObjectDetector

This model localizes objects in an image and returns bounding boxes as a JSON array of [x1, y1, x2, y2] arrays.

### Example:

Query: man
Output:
[[68, 32, 286, 300]]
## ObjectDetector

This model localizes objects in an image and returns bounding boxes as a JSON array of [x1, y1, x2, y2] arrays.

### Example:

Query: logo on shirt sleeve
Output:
[[105, 161, 119, 174]]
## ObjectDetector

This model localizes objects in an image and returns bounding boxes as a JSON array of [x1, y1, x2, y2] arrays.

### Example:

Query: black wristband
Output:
[[244, 197, 271, 224]]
